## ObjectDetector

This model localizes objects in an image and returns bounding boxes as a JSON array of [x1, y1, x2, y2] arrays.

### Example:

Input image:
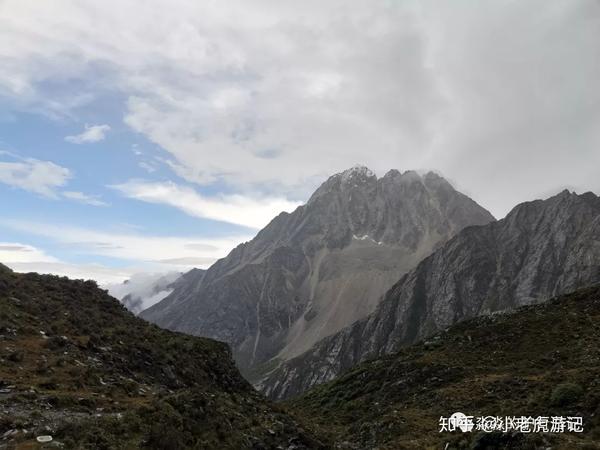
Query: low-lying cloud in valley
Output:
[[106, 271, 183, 314]]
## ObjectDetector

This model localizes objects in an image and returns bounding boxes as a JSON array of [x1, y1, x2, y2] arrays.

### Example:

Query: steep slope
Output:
[[141, 166, 494, 379], [263, 190, 600, 399], [290, 285, 600, 450], [0, 264, 325, 449]]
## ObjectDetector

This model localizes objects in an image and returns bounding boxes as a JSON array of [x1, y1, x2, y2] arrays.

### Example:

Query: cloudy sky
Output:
[[1, 0, 599, 286]]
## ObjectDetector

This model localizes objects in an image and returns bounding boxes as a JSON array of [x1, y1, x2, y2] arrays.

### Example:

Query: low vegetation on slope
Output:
[[289, 285, 600, 450], [0, 264, 324, 449], [3, 260, 600, 450]]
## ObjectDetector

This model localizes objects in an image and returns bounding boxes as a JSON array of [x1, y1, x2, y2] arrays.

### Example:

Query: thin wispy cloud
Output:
[[111, 179, 301, 229], [0, 154, 107, 206], [0, 241, 130, 285], [62, 191, 109, 207], [5, 260, 139, 286], [65, 124, 110, 144], [0, 219, 252, 268], [0, 157, 71, 198], [0, 241, 58, 264], [138, 161, 157, 173]]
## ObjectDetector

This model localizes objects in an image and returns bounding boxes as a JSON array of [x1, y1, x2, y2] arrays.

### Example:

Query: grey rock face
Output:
[[261, 190, 600, 399], [140, 166, 494, 378]]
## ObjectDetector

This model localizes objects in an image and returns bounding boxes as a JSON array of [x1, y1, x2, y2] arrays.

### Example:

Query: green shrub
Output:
[[145, 404, 191, 450], [550, 382, 584, 407]]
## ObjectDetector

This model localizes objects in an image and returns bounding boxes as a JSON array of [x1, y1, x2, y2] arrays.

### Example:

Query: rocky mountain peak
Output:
[[423, 170, 454, 189], [504, 190, 600, 227], [382, 168, 401, 178], [308, 165, 376, 203], [300, 166, 494, 251], [381, 168, 455, 189], [260, 189, 600, 400], [309, 166, 459, 205], [142, 167, 495, 381], [340, 164, 375, 181]]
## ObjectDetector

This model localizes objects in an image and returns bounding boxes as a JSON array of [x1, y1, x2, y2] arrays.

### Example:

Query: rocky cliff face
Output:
[[262, 190, 600, 399], [141, 166, 494, 378]]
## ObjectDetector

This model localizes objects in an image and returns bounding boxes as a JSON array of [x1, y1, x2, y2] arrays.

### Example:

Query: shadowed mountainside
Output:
[[141, 166, 494, 382], [262, 190, 600, 399], [0, 264, 325, 449], [289, 284, 600, 450]]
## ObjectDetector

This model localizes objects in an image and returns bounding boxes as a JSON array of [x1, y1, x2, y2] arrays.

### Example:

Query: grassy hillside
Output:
[[4, 260, 600, 449], [0, 264, 324, 449], [289, 285, 600, 449]]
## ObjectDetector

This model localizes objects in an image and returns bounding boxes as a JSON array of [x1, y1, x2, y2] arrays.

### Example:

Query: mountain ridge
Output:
[[260, 189, 600, 399], [0, 266, 325, 449], [141, 166, 494, 379]]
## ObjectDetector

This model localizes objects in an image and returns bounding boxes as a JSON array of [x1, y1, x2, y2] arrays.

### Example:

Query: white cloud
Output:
[[0, 157, 71, 197], [412, 1, 600, 217], [111, 179, 301, 229], [5, 260, 134, 286], [0, 241, 128, 285], [138, 161, 157, 173], [106, 271, 182, 314], [0, 242, 186, 288], [0, 1, 598, 217], [0, 219, 252, 270], [62, 190, 109, 206], [65, 124, 110, 144], [0, 242, 58, 264], [0, 155, 106, 205]]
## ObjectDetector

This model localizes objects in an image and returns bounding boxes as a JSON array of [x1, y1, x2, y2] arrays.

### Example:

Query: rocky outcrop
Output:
[[141, 166, 494, 378], [262, 190, 600, 399]]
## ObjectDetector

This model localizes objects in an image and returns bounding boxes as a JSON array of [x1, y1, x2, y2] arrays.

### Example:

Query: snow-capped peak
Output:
[[340, 165, 375, 183]]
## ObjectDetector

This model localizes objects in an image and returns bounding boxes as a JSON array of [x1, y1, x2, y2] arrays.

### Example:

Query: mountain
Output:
[[107, 271, 185, 314], [289, 284, 600, 450], [0, 264, 324, 449], [140, 166, 494, 379], [262, 190, 600, 399]]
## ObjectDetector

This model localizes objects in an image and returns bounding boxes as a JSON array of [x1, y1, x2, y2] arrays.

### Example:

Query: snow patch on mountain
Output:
[[352, 234, 383, 245]]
